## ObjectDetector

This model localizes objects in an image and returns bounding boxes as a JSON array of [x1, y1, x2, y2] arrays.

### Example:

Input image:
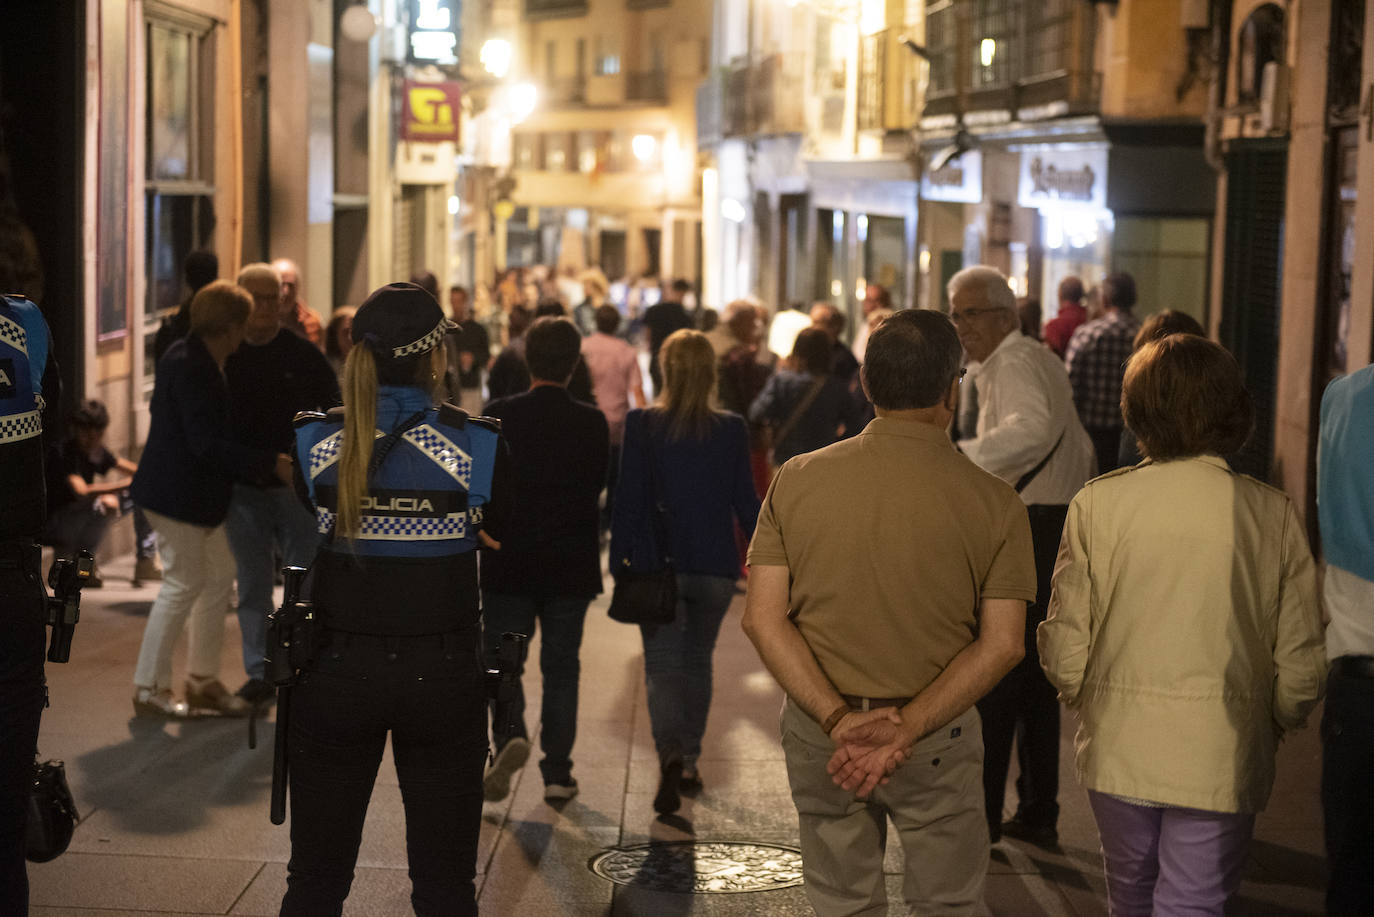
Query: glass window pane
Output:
[[149, 24, 193, 180]]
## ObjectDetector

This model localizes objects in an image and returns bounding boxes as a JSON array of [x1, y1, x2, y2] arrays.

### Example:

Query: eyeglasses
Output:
[[949, 307, 1004, 326]]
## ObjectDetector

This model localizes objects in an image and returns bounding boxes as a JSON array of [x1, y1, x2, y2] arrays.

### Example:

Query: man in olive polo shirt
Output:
[[743, 309, 1035, 916]]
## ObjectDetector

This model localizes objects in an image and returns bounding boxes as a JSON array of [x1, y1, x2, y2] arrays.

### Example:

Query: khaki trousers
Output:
[[781, 699, 988, 917]]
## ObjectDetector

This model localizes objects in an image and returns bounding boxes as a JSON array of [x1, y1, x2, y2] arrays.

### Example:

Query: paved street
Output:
[[27, 550, 1326, 916]]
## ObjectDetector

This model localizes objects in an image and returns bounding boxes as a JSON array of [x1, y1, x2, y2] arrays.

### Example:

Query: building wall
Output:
[[1098, 0, 1209, 120]]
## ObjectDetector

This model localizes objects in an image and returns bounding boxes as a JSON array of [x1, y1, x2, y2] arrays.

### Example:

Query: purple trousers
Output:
[[1088, 791, 1253, 917]]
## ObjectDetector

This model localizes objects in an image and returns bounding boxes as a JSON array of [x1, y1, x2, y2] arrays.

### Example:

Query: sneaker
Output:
[[132, 688, 192, 719], [654, 757, 684, 815], [483, 737, 530, 802], [236, 677, 277, 706], [543, 779, 579, 803], [132, 556, 162, 586], [185, 678, 251, 717]]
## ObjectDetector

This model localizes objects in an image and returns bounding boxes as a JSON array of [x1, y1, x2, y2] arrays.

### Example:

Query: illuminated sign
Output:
[[401, 80, 461, 143], [1018, 145, 1108, 212], [920, 149, 982, 203], [408, 0, 459, 64]]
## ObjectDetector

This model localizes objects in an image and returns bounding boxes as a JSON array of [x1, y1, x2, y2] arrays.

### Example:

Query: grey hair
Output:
[[947, 266, 1017, 314]]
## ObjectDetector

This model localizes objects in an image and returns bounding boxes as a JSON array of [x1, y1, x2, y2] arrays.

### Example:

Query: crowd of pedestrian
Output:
[[28, 247, 1371, 917]]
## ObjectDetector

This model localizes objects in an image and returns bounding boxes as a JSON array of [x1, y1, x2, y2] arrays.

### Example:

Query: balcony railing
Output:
[[720, 53, 805, 139], [923, 0, 1098, 119], [545, 76, 587, 106], [625, 70, 667, 103], [524, 0, 588, 19]]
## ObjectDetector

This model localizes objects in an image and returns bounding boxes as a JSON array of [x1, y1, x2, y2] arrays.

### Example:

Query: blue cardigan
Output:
[[610, 408, 760, 579], [132, 335, 277, 527]]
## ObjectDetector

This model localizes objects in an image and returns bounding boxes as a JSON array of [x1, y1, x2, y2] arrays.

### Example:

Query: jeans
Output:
[[979, 503, 1066, 831], [44, 493, 157, 560], [1322, 667, 1374, 916], [0, 540, 47, 915], [282, 631, 487, 917], [638, 573, 735, 770], [1088, 791, 1253, 917], [133, 511, 235, 690], [481, 592, 590, 785], [224, 483, 320, 682]]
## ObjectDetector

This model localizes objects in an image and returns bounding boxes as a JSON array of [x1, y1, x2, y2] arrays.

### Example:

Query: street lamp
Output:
[[631, 133, 658, 164], [481, 39, 513, 78]]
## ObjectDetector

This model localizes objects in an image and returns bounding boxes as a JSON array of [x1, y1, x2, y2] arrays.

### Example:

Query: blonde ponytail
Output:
[[336, 344, 379, 539]]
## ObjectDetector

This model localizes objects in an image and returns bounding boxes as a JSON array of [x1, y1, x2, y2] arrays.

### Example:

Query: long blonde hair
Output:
[[655, 329, 718, 441], [334, 345, 444, 539]]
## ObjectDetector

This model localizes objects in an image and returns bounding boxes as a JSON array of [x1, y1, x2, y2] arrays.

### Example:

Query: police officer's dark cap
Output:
[[352, 282, 456, 361]]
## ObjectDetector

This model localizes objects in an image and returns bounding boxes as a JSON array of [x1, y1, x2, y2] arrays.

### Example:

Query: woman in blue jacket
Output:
[[611, 329, 761, 815], [131, 281, 291, 717]]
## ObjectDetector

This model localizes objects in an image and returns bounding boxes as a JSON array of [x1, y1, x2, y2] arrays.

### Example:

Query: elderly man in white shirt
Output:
[[950, 265, 1096, 848]]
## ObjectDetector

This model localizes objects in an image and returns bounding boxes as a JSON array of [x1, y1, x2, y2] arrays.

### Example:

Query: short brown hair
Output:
[[1122, 335, 1253, 461], [1132, 309, 1204, 352], [190, 280, 253, 337]]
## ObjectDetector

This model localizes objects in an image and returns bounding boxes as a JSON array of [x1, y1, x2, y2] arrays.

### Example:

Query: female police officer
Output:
[[284, 282, 506, 916]]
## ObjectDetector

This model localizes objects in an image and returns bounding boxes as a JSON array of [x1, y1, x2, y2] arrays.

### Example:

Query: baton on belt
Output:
[[265, 566, 313, 825]]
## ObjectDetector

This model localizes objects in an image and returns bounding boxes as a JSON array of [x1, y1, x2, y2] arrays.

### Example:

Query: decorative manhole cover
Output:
[[589, 841, 804, 893]]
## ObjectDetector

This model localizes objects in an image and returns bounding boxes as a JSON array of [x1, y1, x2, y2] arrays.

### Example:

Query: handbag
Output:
[[26, 757, 78, 863], [608, 420, 677, 625]]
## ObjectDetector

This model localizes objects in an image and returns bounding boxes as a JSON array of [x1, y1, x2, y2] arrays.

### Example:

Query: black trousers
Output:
[[977, 503, 1067, 831], [280, 629, 488, 917], [1323, 666, 1374, 916], [0, 540, 47, 915]]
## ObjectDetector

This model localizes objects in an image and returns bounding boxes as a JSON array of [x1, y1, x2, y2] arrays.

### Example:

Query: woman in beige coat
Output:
[[1039, 334, 1326, 917]]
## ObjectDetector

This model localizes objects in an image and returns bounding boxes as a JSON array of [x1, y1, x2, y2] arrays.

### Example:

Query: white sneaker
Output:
[[483, 737, 530, 802], [543, 779, 578, 802]]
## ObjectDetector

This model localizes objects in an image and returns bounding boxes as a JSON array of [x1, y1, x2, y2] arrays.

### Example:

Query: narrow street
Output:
[[28, 551, 1325, 916]]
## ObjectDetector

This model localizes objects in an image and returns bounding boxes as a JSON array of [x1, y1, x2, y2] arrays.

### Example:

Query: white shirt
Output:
[[960, 331, 1096, 506], [1325, 564, 1374, 660]]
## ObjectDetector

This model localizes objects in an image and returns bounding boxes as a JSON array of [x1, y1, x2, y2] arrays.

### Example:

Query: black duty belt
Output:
[[1332, 655, 1374, 679], [841, 694, 913, 711]]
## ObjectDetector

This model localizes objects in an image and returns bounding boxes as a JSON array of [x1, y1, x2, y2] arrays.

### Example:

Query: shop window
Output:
[[143, 12, 215, 392]]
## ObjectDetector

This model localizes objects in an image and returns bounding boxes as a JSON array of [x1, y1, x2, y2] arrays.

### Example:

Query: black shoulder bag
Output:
[[26, 756, 78, 863], [608, 421, 678, 626]]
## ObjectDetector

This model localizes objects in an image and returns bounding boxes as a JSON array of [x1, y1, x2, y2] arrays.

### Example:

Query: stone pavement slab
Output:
[[26, 551, 1328, 915]]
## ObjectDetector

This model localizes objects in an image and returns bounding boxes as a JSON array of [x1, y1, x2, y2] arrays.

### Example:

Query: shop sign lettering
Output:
[[401, 80, 461, 143], [921, 150, 982, 203], [1018, 146, 1108, 211]]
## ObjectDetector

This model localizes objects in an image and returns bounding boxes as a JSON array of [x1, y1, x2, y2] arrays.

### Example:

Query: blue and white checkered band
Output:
[[402, 424, 472, 489], [315, 506, 468, 540], [308, 429, 385, 480], [0, 409, 41, 444], [391, 320, 448, 359], [0, 311, 28, 355]]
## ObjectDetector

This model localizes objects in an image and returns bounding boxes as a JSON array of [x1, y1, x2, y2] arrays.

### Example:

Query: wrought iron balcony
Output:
[[923, 0, 1098, 120], [625, 70, 667, 103], [719, 54, 805, 139], [524, 0, 588, 19]]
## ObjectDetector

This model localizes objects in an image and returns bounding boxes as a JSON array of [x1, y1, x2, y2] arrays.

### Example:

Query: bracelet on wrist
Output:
[[820, 703, 850, 736]]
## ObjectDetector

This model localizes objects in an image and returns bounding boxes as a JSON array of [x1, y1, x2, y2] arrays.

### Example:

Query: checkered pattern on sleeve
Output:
[[402, 424, 473, 489], [1064, 313, 1140, 431], [391, 320, 448, 359], [0, 312, 27, 354]]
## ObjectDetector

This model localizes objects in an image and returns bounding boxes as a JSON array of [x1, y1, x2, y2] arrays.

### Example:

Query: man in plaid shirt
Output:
[[1065, 272, 1141, 474]]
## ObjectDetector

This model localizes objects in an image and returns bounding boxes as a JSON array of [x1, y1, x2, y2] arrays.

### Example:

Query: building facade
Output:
[[459, 0, 709, 294]]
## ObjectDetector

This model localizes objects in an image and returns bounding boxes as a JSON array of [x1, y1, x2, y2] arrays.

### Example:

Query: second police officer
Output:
[[283, 282, 508, 916]]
